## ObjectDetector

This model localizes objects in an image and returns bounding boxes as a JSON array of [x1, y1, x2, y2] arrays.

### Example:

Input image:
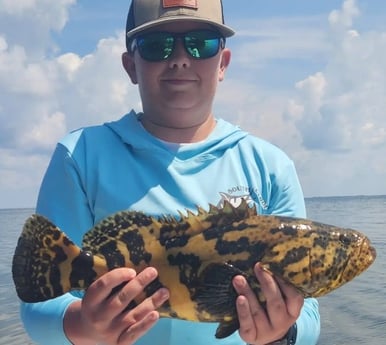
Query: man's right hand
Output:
[[63, 267, 170, 345]]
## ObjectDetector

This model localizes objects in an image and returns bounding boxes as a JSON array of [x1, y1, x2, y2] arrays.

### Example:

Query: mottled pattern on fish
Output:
[[12, 202, 376, 338]]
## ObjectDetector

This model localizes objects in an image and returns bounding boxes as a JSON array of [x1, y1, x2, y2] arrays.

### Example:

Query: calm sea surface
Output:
[[0, 196, 385, 344]]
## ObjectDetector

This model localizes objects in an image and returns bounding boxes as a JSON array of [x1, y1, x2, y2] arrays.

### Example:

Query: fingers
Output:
[[255, 263, 302, 324], [115, 285, 169, 345], [79, 267, 169, 345], [275, 276, 304, 319], [106, 267, 158, 311], [112, 268, 169, 345], [255, 263, 289, 327], [84, 267, 137, 307], [117, 309, 159, 344], [233, 263, 304, 344], [233, 275, 262, 341], [117, 281, 169, 328]]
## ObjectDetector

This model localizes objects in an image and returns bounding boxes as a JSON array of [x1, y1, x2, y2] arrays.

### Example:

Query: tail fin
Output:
[[12, 214, 84, 302]]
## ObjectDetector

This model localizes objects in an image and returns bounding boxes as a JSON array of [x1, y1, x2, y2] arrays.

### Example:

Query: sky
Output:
[[0, 0, 385, 209]]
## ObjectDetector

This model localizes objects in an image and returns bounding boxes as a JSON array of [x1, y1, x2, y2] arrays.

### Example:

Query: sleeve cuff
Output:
[[20, 293, 81, 345], [294, 298, 321, 345]]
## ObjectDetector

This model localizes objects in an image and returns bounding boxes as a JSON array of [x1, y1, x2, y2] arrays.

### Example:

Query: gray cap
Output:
[[126, 0, 235, 41]]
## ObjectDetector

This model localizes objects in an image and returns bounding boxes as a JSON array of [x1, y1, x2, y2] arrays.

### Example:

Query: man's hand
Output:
[[233, 263, 303, 345], [64, 267, 169, 345]]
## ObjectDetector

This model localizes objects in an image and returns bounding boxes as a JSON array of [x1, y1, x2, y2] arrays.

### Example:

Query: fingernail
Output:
[[237, 295, 247, 307], [159, 288, 169, 300], [145, 267, 158, 279], [233, 275, 246, 289], [148, 311, 159, 321], [255, 263, 270, 275], [127, 268, 137, 278], [255, 262, 263, 271]]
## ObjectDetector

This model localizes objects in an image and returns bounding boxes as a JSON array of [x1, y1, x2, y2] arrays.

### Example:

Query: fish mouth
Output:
[[369, 244, 377, 260], [338, 238, 376, 286], [360, 238, 377, 265]]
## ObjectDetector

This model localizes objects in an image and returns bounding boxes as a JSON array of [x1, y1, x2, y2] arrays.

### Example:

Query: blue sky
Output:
[[0, 0, 386, 208]]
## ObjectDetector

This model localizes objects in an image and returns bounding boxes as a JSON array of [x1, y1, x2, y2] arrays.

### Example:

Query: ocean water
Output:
[[0, 208, 34, 345], [0, 196, 385, 344], [305, 196, 386, 344]]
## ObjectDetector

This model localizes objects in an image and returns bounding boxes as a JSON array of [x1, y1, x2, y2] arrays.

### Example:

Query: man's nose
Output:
[[168, 39, 191, 69]]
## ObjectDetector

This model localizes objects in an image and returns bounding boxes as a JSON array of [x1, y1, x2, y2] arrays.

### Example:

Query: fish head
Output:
[[305, 227, 377, 297], [262, 222, 376, 298]]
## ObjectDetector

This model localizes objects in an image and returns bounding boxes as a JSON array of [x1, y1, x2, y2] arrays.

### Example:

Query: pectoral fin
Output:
[[195, 263, 246, 338]]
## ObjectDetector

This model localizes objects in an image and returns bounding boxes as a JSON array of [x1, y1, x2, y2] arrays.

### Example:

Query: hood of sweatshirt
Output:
[[105, 110, 249, 161]]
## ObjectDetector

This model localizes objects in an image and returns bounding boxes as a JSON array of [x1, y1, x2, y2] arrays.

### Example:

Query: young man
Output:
[[20, 1, 320, 344]]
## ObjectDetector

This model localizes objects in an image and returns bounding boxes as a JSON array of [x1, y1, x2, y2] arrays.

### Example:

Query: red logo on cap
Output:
[[163, 0, 198, 9]]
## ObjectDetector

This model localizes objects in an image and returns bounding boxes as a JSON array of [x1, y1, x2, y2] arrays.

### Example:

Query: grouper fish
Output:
[[12, 201, 376, 338]]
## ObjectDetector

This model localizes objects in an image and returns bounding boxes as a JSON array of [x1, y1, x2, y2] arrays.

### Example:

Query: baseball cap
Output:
[[126, 0, 235, 42]]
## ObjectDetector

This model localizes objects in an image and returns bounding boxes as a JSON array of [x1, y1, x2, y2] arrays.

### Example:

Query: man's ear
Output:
[[122, 52, 138, 84], [218, 48, 231, 82]]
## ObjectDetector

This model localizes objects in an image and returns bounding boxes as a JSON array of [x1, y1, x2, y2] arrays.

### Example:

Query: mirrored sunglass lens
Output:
[[137, 33, 174, 61], [135, 31, 222, 61], [185, 31, 220, 59]]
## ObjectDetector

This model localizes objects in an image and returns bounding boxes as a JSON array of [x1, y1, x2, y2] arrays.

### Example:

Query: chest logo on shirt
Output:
[[217, 186, 268, 211]]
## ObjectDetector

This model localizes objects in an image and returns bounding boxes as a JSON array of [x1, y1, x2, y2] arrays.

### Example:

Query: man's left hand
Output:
[[232, 263, 303, 345]]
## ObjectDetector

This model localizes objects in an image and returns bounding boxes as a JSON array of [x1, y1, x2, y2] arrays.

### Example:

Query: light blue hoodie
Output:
[[21, 111, 320, 344]]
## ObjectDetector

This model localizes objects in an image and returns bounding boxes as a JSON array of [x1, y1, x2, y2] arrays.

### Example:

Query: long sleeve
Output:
[[20, 294, 80, 345], [20, 141, 92, 345]]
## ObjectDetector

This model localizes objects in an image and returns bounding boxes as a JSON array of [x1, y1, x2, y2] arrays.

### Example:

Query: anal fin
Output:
[[216, 319, 240, 339]]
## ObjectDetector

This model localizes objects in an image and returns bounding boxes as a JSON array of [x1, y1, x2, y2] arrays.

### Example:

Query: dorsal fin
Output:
[[83, 201, 257, 248], [166, 199, 256, 231]]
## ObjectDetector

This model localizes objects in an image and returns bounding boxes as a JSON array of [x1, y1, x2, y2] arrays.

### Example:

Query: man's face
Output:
[[122, 21, 231, 129]]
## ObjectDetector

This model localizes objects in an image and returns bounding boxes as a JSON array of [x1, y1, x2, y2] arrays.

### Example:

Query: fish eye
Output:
[[339, 233, 352, 245], [79, 250, 93, 263]]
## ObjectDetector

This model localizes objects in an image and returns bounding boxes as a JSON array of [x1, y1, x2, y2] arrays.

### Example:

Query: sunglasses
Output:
[[130, 30, 225, 62]]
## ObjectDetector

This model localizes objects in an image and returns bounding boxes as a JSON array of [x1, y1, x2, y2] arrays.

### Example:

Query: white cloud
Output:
[[0, 33, 63, 153], [220, 0, 386, 197], [54, 33, 139, 130], [329, 0, 360, 29], [0, 42, 55, 96], [57, 53, 82, 79], [0, 0, 75, 29], [20, 112, 67, 152], [216, 78, 300, 151], [230, 16, 328, 73], [280, 0, 386, 196], [0, 148, 47, 206], [0, 33, 136, 148], [0, 0, 37, 14], [286, 0, 386, 153], [0, 0, 76, 57], [0, 0, 139, 207], [0, 1, 137, 152]]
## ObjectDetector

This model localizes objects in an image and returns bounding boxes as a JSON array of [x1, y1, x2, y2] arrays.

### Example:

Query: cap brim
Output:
[[126, 16, 235, 40]]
